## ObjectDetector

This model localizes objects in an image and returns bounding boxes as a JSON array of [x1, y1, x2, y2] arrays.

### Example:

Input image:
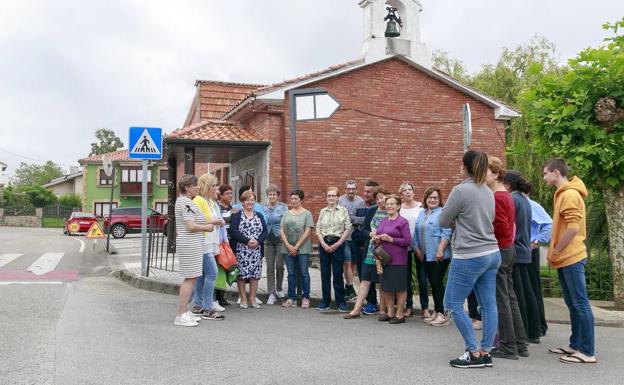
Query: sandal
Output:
[[559, 353, 597, 364], [378, 314, 392, 322], [548, 347, 578, 355], [202, 310, 225, 321], [343, 312, 361, 320]]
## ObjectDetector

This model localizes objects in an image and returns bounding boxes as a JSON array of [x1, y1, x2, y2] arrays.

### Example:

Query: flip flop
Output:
[[559, 353, 597, 364], [548, 347, 578, 355]]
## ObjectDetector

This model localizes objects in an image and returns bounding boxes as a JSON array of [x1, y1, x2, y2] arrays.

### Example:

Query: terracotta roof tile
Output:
[[168, 120, 263, 142], [195, 81, 265, 120], [79, 149, 130, 163]]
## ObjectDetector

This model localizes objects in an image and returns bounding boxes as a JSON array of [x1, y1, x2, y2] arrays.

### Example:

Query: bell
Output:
[[385, 20, 400, 38]]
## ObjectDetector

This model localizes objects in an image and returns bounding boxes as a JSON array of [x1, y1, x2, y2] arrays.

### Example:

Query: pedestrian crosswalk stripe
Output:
[[0, 253, 24, 269], [27, 253, 64, 276]]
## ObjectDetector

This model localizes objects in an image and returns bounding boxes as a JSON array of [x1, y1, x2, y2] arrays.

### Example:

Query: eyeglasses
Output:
[[327, 194, 337, 197]]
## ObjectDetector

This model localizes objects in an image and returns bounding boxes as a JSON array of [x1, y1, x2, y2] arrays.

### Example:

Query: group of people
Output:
[[172, 150, 596, 368]]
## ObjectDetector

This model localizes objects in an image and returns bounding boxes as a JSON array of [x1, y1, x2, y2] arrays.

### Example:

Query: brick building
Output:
[[165, 0, 519, 217]]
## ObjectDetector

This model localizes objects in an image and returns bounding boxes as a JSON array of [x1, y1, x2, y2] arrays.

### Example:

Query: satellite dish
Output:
[[102, 155, 113, 177]]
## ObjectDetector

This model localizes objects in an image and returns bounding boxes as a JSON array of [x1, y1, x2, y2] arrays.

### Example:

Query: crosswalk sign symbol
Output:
[[69, 223, 79, 234], [128, 127, 163, 160], [86, 222, 106, 239]]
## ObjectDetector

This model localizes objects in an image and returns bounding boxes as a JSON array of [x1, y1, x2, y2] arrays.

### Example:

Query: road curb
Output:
[[546, 317, 624, 328]]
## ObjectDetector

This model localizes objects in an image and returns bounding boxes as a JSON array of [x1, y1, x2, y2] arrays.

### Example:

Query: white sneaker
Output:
[[276, 290, 286, 299], [186, 311, 202, 322], [255, 297, 262, 305], [267, 294, 277, 305], [237, 296, 241, 304], [212, 301, 226, 312], [174, 312, 198, 327]]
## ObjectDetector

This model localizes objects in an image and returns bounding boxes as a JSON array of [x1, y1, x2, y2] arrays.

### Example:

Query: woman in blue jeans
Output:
[[439, 150, 501, 369], [280, 189, 314, 308]]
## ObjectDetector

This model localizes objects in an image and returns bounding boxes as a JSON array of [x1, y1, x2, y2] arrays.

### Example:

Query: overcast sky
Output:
[[1, 0, 622, 183]]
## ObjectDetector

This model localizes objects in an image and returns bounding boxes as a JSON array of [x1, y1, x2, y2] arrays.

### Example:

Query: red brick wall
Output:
[[271, 58, 506, 218]]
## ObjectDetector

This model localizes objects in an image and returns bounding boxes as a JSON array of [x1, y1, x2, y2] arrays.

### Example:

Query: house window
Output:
[[154, 202, 168, 215], [122, 168, 151, 183], [94, 202, 118, 218], [159, 169, 167, 185], [99, 169, 113, 185]]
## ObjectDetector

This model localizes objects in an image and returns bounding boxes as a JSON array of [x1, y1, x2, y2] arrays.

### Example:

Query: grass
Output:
[[42, 217, 65, 228]]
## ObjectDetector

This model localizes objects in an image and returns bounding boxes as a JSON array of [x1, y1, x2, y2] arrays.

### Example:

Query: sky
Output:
[[1, 0, 622, 184]]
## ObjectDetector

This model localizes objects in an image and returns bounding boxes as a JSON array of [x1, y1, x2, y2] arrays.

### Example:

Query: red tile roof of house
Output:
[[168, 120, 263, 141], [79, 149, 130, 164], [195, 81, 266, 121]]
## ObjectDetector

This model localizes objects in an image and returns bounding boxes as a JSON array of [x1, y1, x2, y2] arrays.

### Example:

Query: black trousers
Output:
[[467, 291, 481, 320], [530, 247, 548, 336], [496, 247, 528, 355], [414, 256, 429, 310], [513, 263, 541, 340], [424, 259, 450, 313], [406, 251, 414, 309]]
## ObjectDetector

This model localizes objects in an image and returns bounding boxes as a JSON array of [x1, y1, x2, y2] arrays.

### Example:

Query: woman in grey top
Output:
[[439, 150, 501, 369]]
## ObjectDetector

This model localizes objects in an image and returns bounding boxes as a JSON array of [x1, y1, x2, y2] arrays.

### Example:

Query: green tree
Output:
[[24, 185, 57, 207], [89, 128, 123, 156], [522, 18, 624, 308], [58, 193, 82, 209], [12, 161, 63, 188], [432, 49, 470, 81]]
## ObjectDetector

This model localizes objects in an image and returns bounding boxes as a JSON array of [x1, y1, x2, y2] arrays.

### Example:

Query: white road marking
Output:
[[0, 281, 63, 285], [72, 237, 85, 253], [0, 253, 24, 269], [26, 253, 65, 276]]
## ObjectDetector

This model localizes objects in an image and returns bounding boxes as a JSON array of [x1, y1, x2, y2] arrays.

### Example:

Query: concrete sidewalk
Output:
[[105, 235, 624, 327]]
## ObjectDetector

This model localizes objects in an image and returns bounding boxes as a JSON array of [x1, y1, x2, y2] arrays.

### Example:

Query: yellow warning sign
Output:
[[69, 223, 79, 234], [86, 222, 106, 239]]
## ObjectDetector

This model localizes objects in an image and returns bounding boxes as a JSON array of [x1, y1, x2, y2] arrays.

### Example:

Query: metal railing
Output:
[[146, 214, 176, 276]]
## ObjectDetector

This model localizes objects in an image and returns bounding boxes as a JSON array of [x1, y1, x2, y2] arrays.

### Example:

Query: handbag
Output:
[[374, 244, 392, 265], [216, 242, 238, 272]]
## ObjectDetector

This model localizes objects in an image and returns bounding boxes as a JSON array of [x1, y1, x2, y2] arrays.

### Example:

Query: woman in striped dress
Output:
[[174, 174, 214, 327]]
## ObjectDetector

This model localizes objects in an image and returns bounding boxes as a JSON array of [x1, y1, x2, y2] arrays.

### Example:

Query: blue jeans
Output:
[[443, 251, 501, 352], [193, 253, 218, 310], [558, 259, 595, 356], [284, 253, 310, 300], [319, 244, 345, 306]]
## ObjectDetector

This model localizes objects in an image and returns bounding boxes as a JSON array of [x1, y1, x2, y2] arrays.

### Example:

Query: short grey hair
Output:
[[266, 184, 281, 196]]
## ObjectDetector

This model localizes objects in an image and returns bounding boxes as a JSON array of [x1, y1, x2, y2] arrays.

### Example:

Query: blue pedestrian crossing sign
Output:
[[129, 127, 163, 160]]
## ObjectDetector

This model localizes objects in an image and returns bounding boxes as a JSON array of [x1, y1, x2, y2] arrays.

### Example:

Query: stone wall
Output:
[[0, 207, 43, 227]]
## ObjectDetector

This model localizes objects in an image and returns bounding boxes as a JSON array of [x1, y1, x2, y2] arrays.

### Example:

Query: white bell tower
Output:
[[359, 0, 431, 67]]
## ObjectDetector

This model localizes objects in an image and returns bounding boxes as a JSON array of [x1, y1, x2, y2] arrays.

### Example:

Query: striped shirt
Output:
[[175, 195, 205, 278]]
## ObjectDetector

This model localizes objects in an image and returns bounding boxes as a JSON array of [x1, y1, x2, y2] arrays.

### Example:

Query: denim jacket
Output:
[[412, 207, 453, 261]]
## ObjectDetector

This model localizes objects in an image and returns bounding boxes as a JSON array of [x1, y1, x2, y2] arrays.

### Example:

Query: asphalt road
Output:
[[1, 228, 622, 385]]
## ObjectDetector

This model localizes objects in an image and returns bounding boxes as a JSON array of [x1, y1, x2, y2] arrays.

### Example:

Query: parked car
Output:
[[64, 212, 98, 235], [104, 207, 168, 238]]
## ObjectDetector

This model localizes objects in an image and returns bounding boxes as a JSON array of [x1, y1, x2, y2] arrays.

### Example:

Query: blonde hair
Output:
[[398, 182, 415, 196], [197, 173, 218, 197], [326, 186, 339, 195], [241, 190, 256, 202], [488, 156, 506, 182]]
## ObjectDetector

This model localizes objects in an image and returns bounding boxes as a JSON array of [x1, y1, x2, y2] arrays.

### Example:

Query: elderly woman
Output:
[[231, 190, 268, 309], [398, 182, 426, 318], [280, 189, 314, 308], [190, 173, 226, 320], [316, 186, 352, 312], [262, 184, 289, 304], [412, 187, 452, 326], [345, 188, 388, 319], [375, 194, 413, 324], [174, 174, 214, 327]]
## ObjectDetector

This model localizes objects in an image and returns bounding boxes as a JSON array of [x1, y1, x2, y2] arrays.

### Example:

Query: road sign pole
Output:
[[140, 159, 148, 276]]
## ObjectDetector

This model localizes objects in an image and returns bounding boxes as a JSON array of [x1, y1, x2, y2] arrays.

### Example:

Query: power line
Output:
[[0, 147, 78, 169]]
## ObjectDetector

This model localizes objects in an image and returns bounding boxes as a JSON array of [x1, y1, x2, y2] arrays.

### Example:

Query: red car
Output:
[[64, 212, 98, 235], [104, 207, 168, 238]]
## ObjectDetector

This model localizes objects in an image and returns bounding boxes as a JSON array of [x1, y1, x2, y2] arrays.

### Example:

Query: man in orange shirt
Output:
[[542, 158, 596, 364]]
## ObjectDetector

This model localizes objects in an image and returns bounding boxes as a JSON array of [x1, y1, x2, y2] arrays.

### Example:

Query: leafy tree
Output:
[[58, 193, 82, 209], [522, 18, 624, 308], [89, 128, 123, 156], [12, 161, 63, 188], [432, 49, 470, 81], [24, 185, 57, 207]]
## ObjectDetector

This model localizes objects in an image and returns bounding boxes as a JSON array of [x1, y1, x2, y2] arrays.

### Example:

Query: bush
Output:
[[541, 253, 613, 300], [58, 193, 82, 210]]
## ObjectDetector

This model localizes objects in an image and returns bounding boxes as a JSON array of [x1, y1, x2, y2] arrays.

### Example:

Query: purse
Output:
[[374, 244, 392, 265], [216, 242, 238, 272]]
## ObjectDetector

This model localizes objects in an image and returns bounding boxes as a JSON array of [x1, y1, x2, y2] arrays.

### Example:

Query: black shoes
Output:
[[450, 351, 485, 369], [528, 337, 541, 344], [490, 348, 519, 360]]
